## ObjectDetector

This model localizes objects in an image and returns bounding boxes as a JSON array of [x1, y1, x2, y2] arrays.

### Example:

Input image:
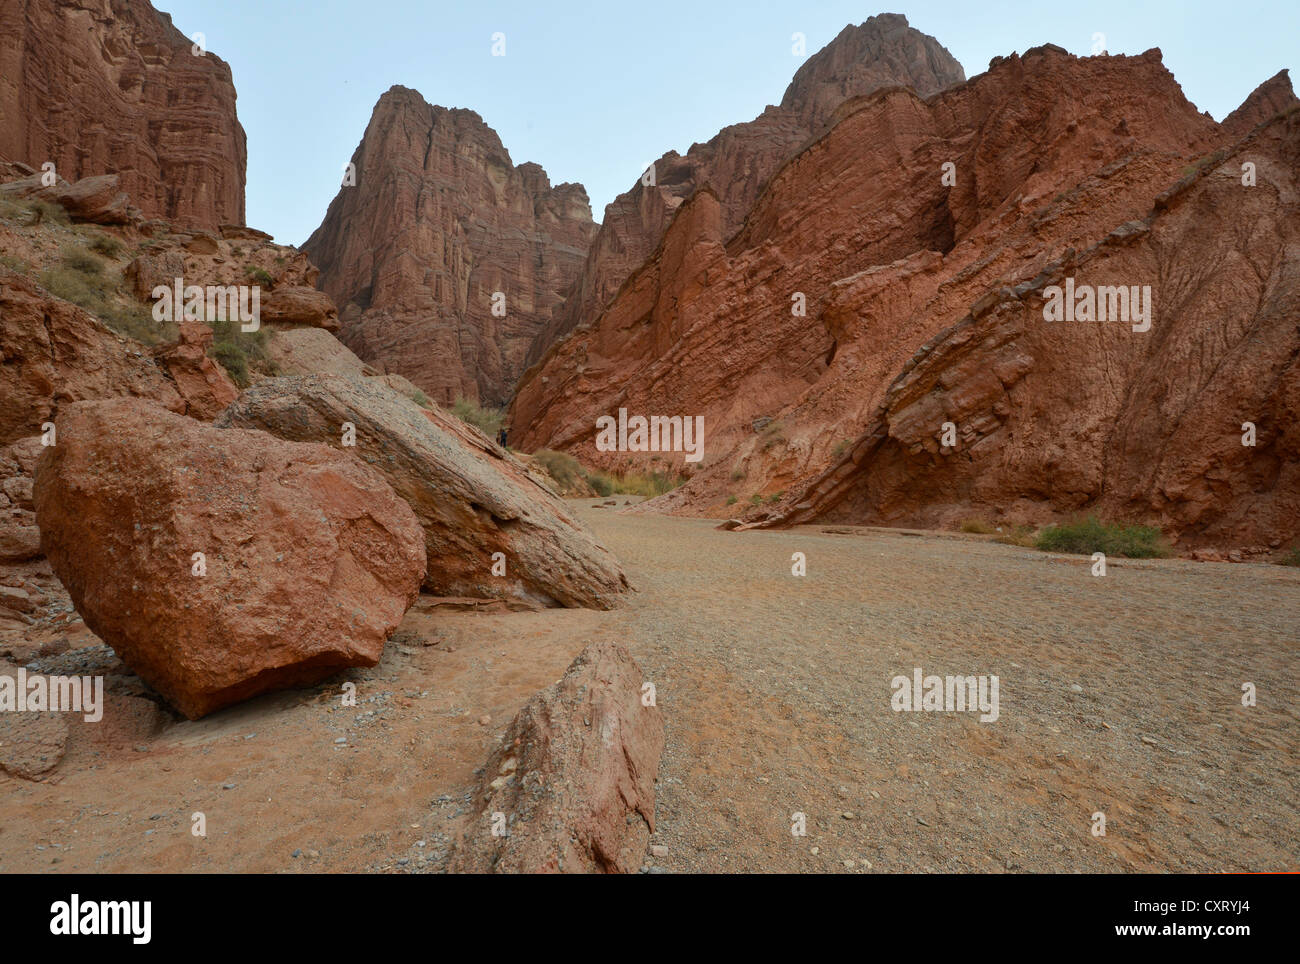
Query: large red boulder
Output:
[[33, 399, 427, 718], [217, 374, 630, 610]]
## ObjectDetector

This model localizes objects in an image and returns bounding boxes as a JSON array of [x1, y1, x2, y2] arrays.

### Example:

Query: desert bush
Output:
[[451, 397, 505, 438], [60, 245, 104, 275], [411, 389, 431, 408], [40, 259, 174, 346], [87, 232, 124, 258], [0, 254, 30, 274], [533, 449, 583, 491], [209, 317, 272, 388], [1034, 516, 1170, 559], [1279, 547, 1300, 567], [583, 467, 681, 497], [586, 471, 615, 497], [24, 199, 69, 225], [613, 470, 681, 497], [244, 265, 273, 286], [759, 420, 786, 452], [960, 518, 996, 534], [726, 495, 738, 505], [994, 525, 1038, 548]]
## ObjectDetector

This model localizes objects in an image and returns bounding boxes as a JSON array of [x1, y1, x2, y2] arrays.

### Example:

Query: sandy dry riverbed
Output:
[[2, 500, 1296, 872]]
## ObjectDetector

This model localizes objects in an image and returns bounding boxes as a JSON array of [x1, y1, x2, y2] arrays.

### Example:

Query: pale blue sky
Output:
[[157, 0, 1297, 246]]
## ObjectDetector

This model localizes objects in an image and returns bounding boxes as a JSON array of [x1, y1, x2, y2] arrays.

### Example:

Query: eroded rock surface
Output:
[[217, 374, 630, 609], [33, 399, 426, 718], [303, 87, 596, 406], [0, 0, 246, 230], [448, 641, 663, 873]]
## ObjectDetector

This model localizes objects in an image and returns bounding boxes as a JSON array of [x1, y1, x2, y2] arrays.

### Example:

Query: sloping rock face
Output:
[[152, 322, 239, 420], [0, 0, 247, 231], [754, 111, 1300, 547], [512, 48, 1299, 550], [216, 374, 629, 609], [33, 399, 427, 719], [0, 268, 185, 447], [521, 13, 965, 370], [448, 641, 663, 874], [1223, 70, 1297, 137], [302, 87, 596, 407]]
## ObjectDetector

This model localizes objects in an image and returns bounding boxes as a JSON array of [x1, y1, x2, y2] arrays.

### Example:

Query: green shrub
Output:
[[611, 470, 681, 498], [749, 494, 763, 504], [208, 316, 271, 387], [102, 303, 171, 344], [1279, 547, 1300, 567], [39, 259, 176, 343], [38, 264, 100, 306], [244, 265, 273, 286], [24, 199, 69, 225], [586, 471, 614, 497], [759, 420, 786, 452], [451, 397, 505, 438], [832, 439, 851, 458], [212, 341, 249, 387], [411, 389, 431, 408], [582, 467, 681, 498], [60, 245, 104, 275], [88, 233, 124, 258], [533, 449, 583, 491], [726, 495, 738, 505], [0, 254, 30, 274], [1034, 516, 1170, 559]]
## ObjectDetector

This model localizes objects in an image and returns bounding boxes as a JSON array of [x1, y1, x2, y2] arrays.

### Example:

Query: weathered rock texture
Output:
[[512, 47, 1300, 550], [303, 86, 596, 407], [0, 0, 247, 231], [0, 268, 185, 447], [0, 172, 133, 224], [521, 13, 965, 370], [0, 436, 46, 561], [152, 321, 239, 420], [1223, 69, 1295, 137], [33, 399, 427, 718], [448, 641, 663, 873], [216, 374, 629, 609]]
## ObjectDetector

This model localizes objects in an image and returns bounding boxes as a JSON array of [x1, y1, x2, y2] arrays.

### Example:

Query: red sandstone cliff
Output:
[[510, 46, 1299, 550], [0, 0, 247, 231], [520, 14, 965, 371], [302, 87, 596, 407]]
